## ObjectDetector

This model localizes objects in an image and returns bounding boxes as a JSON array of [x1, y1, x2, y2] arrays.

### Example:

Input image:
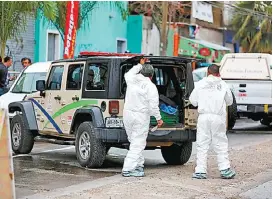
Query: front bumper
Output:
[[94, 128, 196, 143]]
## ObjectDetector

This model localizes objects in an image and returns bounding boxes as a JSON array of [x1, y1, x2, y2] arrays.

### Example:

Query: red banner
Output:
[[64, 1, 79, 59]]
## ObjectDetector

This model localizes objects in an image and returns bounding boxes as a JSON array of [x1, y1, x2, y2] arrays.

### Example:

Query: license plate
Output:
[[105, 117, 123, 128], [237, 105, 248, 112]]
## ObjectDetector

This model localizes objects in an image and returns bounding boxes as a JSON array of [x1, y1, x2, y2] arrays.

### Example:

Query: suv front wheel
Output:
[[75, 121, 106, 168], [10, 114, 34, 154], [161, 142, 192, 165]]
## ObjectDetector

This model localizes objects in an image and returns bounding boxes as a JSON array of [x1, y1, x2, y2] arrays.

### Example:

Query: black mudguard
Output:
[[9, 101, 38, 131], [70, 106, 105, 132]]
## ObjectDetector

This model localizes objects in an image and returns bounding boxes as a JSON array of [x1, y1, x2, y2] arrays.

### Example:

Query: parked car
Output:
[[9, 53, 202, 168], [220, 53, 272, 126], [0, 62, 51, 118]]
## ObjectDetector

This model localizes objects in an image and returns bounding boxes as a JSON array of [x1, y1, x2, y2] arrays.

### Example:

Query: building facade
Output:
[[34, 2, 128, 62], [127, 15, 160, 55], [6, 17, 35, 71]]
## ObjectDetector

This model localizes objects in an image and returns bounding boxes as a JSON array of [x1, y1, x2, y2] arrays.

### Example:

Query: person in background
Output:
[[22, 57, 31, 68], [0, 56, 13, 95], [122, 58, 163, 177], [189, 64, 236, 179], [21, 57, 26, 67]]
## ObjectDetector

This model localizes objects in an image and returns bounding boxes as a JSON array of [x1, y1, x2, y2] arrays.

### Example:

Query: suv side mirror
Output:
[[36, 80, 46, 92]]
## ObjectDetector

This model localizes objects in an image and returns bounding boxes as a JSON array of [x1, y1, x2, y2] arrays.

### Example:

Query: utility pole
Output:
[[161, 1, 168, 56]]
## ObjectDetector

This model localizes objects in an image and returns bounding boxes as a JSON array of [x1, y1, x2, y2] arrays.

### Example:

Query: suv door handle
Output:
[[239, 84, 246, 87], [72, 96, 79, 101], [239, 89, 246, 92], [54, 95, 61, 100]]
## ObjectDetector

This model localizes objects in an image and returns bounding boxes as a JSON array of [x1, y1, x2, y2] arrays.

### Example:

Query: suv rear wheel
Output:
[[75, 121, 106, 168], [161, 142, 192, 165], [10, 114, 34, 154]]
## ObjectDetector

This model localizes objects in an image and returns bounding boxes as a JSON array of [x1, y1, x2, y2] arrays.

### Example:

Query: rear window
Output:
[[220, 57, 271, 80], [12, 72, 47, 94]]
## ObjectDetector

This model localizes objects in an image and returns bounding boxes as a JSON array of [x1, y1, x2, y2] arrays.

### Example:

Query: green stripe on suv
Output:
[[44, 100, 98, 128]]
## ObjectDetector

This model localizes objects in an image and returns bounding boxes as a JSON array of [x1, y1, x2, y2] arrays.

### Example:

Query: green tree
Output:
[[0, 1, 57, 58], [232, 1, 272, 53], [48, 1, 128, 42]]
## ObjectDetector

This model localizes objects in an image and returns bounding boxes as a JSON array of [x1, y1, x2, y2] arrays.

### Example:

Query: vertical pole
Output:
[[173, 24, 179, 56], [161, 1, 168, 56]]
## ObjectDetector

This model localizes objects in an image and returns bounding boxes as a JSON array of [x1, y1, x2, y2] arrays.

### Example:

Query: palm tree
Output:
[[48, 1, 128, 42], [232, 1, 272, 53], [0, 1, 57, 58]]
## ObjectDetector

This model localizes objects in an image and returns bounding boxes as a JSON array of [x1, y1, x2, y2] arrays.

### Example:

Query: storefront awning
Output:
[[178, 36, 231, 62], [188, 38, 231, 51]]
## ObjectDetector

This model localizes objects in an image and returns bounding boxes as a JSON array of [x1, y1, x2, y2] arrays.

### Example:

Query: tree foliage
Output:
[[232, 1, 272, 53], [0, 1, 57, 58], [47, 1, 128, 41]]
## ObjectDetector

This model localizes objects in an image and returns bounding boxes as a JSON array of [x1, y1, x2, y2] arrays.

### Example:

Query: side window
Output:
[[66, 64, 84, 90], [47, 65, 64, 90], [86, 63, 108, 91]]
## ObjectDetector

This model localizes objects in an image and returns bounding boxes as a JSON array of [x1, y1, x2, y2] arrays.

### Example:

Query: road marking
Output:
[[12, 146, 74, 158], [39, 146, 74, 153]]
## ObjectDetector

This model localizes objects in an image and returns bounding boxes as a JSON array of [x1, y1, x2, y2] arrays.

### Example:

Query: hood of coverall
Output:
[[205, 75, 222, 85]]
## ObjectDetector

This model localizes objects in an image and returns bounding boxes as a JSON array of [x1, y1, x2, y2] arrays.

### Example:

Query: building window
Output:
[[116, 39, 127, 53], [47, 32, 60, 61]]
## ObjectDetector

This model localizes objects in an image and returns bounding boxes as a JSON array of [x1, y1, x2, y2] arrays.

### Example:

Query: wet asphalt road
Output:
[[14, 118, 271, 198]]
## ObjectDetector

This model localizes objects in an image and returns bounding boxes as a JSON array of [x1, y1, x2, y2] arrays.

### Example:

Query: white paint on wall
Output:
[[195, 27, 224, 46], [141, 17, 160, 56]]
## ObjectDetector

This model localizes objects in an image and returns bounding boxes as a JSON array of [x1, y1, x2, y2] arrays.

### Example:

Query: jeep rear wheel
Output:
[[75, 122, 106, 168], [161, 142, 192, 165], [11, 114, 34, 154]]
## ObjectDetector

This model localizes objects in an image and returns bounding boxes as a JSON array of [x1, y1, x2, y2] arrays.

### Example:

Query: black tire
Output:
[[228, 92, 237, 130], [75, 122, 106, 168], [10, 114, 34, 154], [260, 117, 272, 126], [161, 142, 192, 165]]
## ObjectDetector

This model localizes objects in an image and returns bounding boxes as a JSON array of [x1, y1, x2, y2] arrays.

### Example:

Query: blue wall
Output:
[[35, 2, 128, 62], [127, 15, 143, 53]]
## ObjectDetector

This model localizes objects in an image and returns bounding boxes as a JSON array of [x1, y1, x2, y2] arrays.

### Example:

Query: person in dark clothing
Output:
[[0, 56, 13, 95]]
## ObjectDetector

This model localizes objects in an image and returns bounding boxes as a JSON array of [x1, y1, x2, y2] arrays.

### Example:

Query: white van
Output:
[[0, 62, 51, 116]]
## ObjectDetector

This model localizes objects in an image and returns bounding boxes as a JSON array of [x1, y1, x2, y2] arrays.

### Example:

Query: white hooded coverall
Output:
[[189, 75, 233, 174], [122, 64, 161, 172]]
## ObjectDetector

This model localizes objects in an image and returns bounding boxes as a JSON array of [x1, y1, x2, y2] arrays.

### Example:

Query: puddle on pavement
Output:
[[14, 154, 121, 198]]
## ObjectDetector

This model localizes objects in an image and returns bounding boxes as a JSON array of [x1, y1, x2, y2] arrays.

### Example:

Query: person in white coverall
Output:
[[189, 64, 236, 179], [122, 58, 163, 177]]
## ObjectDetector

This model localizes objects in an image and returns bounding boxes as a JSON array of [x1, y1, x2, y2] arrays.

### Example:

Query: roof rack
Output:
[[79, 51, 144, 57]]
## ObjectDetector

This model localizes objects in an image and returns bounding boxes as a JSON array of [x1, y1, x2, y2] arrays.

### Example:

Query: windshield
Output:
[[12, 72, 47, 94]]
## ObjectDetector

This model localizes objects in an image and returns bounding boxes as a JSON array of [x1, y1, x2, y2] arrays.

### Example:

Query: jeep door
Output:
[[41, 63, 66, 135], [61, 62, 85, 134]]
